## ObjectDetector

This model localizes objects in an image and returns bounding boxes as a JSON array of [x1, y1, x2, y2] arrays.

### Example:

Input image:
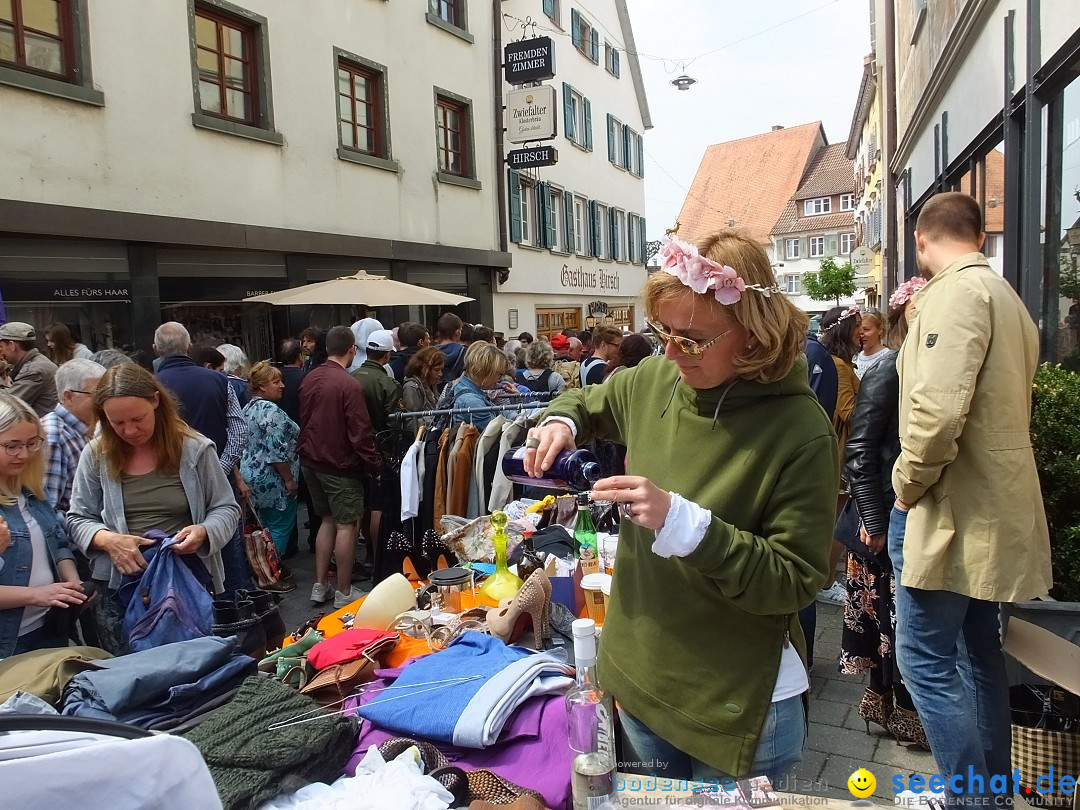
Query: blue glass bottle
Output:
[[501, 447, 603, 492]]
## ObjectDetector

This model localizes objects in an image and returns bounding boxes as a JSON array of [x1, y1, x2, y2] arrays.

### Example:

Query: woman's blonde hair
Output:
[[248, 360, 281, 393], [92, 364, 194, 480], [464, 341, 509, 388], [0, 394, 45, 505], [644, 229, 809, 383]]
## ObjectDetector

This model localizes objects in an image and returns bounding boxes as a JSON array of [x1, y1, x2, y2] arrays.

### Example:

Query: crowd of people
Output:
[[0, 190, 1053, 806]]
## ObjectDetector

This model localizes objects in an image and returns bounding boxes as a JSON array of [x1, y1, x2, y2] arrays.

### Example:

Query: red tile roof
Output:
[[794, 143, 854, 199], [771, 203, 855, 236], [676, 122, 825, 245]]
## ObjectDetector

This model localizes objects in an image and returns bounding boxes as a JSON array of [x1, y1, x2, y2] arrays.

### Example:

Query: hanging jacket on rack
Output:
[[469, 416, 508, 519], [488, 418, 528, 511], [447, 424, 480, 518]]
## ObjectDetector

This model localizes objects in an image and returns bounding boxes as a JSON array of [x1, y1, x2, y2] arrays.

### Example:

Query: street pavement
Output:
[[272, 522, 936, 805]]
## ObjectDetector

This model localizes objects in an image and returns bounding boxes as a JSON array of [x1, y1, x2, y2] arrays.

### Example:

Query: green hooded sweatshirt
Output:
[[543, 353, 838, 776]]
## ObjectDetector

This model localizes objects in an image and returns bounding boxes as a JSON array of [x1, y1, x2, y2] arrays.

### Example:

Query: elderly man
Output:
[[0, 322, 59, 416], [154, 321, 254, 596], [42, 358, 106, 517]]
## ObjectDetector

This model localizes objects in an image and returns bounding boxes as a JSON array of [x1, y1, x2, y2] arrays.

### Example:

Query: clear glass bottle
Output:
[[567, 618, 615, 810]]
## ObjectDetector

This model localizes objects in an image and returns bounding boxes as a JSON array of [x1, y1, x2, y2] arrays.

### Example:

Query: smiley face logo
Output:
[[848, 768, 876, 798]]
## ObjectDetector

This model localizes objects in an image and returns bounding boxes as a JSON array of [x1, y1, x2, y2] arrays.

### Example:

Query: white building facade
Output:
[[493, 0, 651, 340], [0, 0, 507, 357]]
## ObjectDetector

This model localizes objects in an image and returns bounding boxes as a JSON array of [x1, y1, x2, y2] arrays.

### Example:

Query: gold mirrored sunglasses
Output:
[[646, 320, 731, 358]]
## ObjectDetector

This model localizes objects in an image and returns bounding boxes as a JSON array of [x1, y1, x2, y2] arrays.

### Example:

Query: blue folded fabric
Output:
[[356, 631, 573, 748]]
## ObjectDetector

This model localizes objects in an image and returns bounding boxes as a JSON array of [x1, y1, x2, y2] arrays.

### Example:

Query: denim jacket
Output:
[[0, 491, 77, 658]]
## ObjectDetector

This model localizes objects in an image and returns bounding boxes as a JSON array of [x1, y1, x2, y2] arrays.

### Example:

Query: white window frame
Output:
[[785, 239, 801, 260], [569, 88, 586, 149], [520, 177, 535, 246], [609, 114, 623, 166], [803, 197, 832, 216], [785, 274, 802, 294], [840, 232, 856, 255], [596, 203, 610, 260], [839, 193, 855, 211], [809, 236, 825, 258], [549, 186, 564, 253], [574, 195, 587, 255], [543, 0, 560, 27], [616, 209, 627, 262], [604, 41, 618, 75]]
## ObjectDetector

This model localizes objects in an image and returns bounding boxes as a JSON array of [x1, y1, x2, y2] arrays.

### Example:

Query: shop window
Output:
[[536, 307, 581, 341], [0, 0, 101, 104], [190, 1, 280, 144], [336, 52, 394, 171], [434, 89, 478, 188]]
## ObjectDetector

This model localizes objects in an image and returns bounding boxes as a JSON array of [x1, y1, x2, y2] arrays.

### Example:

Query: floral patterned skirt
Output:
[[839, 554, 898, 690]]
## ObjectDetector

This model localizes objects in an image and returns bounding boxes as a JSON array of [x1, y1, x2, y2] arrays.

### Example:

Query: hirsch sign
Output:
[[505, 85, 557, 144]]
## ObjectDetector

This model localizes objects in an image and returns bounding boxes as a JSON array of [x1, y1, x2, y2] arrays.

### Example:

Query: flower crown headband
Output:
[[822, 304, 860, 333], [658, 237, 782, 305], [889, 277, 927, 309]]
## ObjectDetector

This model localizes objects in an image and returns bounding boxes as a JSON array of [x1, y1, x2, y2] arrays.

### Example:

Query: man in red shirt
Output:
[[298, 325, 381, 608]]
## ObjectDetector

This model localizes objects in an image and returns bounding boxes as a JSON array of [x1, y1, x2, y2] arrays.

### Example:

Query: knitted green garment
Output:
[[183, 675, 357, 810]]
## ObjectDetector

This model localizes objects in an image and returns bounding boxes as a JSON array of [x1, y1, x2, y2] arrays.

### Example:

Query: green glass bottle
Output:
[[574, 493, 600, 574]]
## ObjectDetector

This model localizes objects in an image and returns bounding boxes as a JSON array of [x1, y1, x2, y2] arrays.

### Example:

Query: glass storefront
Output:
[[1043, 58, 1080, 369]]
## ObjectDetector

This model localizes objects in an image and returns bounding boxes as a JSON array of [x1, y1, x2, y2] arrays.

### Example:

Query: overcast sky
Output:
[[623, 0, 871, 236]]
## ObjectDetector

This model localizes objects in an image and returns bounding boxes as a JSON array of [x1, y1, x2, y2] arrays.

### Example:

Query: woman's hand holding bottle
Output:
[[523, 422, 576, 477]]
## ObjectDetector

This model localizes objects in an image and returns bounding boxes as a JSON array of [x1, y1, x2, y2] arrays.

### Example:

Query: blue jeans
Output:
[[619, 695, 806, 788], [888, 505, 1012, 808]]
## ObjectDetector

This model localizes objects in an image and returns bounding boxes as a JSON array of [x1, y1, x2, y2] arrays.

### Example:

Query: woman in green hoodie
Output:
[[527, 230, 839, 786]]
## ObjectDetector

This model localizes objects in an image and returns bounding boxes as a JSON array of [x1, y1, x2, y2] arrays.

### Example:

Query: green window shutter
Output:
[[563, 83, 574, 143], [606, 114, 616, 162], [635, 133, 644, 177], [564, 190, 576, 252], [590, 28, 600, 63], [543, 0, 555, 18], [545, 187, 558, 249], [827, 235, 839, 255], [609, 208, 619, 259], [639, 216, 647, 264], [627, 214, 637, 263], [589, 200, 600, 257], [536, 182, 549, 248], [622, 126, 632, 169], [613, 49, 620, 77], [509, 170, 522, 244], [583, 97, 593, 151], [571, 9, 581, 48]]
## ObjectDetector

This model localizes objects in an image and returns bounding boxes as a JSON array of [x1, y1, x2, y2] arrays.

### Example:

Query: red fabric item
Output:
[[307, 629, 399, 671]]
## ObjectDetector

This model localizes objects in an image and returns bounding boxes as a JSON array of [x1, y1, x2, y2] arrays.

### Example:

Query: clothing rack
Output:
[[390, 393, 556, 422]]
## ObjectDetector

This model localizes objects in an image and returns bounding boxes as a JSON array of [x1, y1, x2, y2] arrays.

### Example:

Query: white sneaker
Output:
[[310, 582, 330, 604], [334, 588, 362, 609], [816, 581, 847, 605]]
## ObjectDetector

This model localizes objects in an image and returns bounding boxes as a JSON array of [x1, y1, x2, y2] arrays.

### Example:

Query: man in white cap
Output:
[[350, 327, 402, 579], [0, 322, 59, 416]]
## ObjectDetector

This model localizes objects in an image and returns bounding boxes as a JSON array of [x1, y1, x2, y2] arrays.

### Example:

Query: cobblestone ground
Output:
[[274, 515, 938, 805]]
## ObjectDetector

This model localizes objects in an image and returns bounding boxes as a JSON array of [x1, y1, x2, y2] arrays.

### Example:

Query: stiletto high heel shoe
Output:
[[858, 687, 894, 734], [486, 570, 551, 648], [887, 705, 930, 749]]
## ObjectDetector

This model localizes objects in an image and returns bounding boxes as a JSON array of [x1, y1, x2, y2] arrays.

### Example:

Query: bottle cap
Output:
[[572, 618, 598, 662], [576, 491, 590, 506]]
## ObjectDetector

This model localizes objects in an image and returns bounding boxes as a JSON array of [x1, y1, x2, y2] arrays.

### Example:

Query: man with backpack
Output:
[[580, 325, 622, 385], [436, 313, 466, 386], [549, 334, 581, 390]]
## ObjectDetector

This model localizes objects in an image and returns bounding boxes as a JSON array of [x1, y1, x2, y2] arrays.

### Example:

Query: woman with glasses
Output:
[[525, 230, 839, 786], [0, 393, 86, 657], [66, 364, 240, 653]]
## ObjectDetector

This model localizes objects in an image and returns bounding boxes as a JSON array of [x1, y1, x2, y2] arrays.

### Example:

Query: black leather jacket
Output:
[[844, 350, 900, 537]]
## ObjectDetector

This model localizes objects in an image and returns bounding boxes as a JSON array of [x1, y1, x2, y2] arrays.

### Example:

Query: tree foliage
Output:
[[803, 257, 857, 304]]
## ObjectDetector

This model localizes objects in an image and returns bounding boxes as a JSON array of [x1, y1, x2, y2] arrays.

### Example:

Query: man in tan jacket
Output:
[[891, 192, 1052, 807]]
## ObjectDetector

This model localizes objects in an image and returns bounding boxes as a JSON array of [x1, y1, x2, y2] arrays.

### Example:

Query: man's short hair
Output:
[[460, 323, 476, 343], [472, 325, 495, 344], [398, 322, 429, 348], [191, 345, 225, 369], [279, 338, 302, 365], [153, 321, 191, 357], [916, 191, 984, 243], [437, 312, 463, 340], [325, 325, 356, 357], [578, 330, 593, 344], [55, 358, 106, 399], [89, 349, 135, 369]]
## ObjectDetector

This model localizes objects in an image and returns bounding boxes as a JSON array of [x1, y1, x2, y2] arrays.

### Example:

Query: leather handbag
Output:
[[241, 500, 284, 589], [833, 498, 891, 569]]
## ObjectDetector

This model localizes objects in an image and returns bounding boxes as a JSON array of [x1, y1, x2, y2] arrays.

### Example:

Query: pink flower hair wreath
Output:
[[658, 237, 782, 306]]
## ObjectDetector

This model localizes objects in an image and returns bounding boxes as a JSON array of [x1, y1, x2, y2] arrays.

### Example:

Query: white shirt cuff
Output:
[[652, 492, 712, 558], [540, 416, 578, 439]]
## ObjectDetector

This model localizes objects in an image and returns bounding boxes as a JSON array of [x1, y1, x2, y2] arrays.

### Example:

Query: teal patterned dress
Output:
[[240, 397, 300, 553]]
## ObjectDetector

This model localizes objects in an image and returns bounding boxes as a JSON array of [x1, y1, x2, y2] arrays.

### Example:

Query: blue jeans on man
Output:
[[888, 505, 1012, 808], [220, 482, 255, 598]]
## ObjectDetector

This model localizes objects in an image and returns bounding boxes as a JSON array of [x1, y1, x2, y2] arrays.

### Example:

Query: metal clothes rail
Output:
[[389, 393, 557, 422]]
